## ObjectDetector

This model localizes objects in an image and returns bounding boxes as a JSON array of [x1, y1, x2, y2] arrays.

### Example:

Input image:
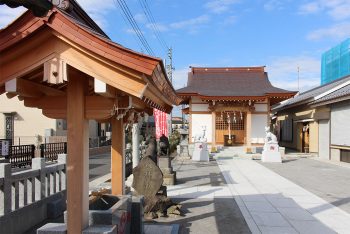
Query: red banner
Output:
[[153, 109, 168, 139]]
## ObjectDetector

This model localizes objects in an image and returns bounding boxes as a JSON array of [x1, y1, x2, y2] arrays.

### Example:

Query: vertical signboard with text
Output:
[[153, 109, 168, 139]]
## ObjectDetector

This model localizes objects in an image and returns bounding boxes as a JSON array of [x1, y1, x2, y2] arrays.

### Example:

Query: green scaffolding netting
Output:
[[321, 38, 350, 85]]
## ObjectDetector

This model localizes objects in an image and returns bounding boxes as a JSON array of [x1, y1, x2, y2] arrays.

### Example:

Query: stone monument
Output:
[[261, 126, 282, 163], [158, 134, 176, 185], [132, 156, 163, 198], [132, 156, 182, 219], [192, 126, 210, 162]]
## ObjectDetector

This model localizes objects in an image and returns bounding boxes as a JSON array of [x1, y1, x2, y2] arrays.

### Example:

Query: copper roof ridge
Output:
[[190, 66, 266, 73]]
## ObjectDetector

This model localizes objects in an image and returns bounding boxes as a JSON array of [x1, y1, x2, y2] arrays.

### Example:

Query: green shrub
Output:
[[169, 131, 181, 153]]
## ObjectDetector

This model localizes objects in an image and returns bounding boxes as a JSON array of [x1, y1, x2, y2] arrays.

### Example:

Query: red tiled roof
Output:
[[177, 67, 296, 98]]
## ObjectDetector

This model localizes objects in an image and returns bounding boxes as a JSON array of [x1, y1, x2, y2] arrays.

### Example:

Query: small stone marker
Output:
[[132, 156, 163, 198]]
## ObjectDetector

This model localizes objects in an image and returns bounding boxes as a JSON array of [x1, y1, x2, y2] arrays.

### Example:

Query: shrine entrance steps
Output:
[[214, 146, 248, 159]]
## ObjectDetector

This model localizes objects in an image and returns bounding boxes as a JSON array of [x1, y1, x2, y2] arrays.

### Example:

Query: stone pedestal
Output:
[[178, 129, 190, 159], [179, 143, 190, 159], [262, 143, 282, 163], [192, 142, 209, 162], [158, 156, 176, 185]]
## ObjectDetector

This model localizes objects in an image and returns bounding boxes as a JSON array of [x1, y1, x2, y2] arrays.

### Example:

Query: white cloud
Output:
[[125, 28, 146, 35], [142, 15, 210, 34], [204, 0, 241, 14], [134, 13, 146, 23], [299, 0, 350, 20], [172, 67, 190, 90], [327, 3, 350, 20], [307, 22, 350, 41], [266, 55, 321, 92], [170, 15, 210, 29], [224, 15, 237, 25], [146, 22, 169, 32], [0, 1, 115, 30], [78, 0, 116, 29], [0, 5, 26, 29], [264, 0, 290, 11], [298, 2, 321, 14]]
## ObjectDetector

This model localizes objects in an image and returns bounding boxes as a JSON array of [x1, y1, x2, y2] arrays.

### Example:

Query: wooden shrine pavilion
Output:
[[0, 1, 181, 233], [177, 67, 296, 149]]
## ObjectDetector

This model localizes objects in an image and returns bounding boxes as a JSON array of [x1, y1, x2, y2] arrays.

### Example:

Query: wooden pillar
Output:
[[66, 72, 89, 233], [212, 111, 216, 148], [246, 111, 252, 149], [111, 117, 125, 195]]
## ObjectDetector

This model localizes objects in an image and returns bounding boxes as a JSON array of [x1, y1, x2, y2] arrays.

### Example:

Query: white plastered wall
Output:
[[191, 103, 209, 112], [0, 95, 56, 140], [191, 97, 206, 103], [251, 114, 268, 144], [191, 114, 212, 142], [254, 103, 268, 112]]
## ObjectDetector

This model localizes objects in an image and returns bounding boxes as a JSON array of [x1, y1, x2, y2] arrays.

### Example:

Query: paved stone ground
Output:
[[149, 158, 251, 234], [259, 157, 350, 214], [217, 155, 350, 234], [89, 153, 111, 181]]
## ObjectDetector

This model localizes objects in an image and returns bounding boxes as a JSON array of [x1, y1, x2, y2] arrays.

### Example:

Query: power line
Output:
[[117, 0, 154, 55], [138, 0, 168, 51], [114, 0, 155, 56], [114, 2, 144, 53]]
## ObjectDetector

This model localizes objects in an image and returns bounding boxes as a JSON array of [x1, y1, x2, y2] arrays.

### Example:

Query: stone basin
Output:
[[89, 195, 130, 228], [64, 194, 131, 233], [89, 194, 120, 211]]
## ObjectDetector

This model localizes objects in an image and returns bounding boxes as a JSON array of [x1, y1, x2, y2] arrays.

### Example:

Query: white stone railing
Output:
[[0, 154, 66, 216]]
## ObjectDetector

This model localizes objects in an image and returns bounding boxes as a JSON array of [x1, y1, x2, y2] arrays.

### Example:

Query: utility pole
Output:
[[166, 47, 175, 136]]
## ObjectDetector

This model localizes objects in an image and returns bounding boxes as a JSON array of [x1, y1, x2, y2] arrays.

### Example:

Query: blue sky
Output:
[[1, 0, 350, 115]]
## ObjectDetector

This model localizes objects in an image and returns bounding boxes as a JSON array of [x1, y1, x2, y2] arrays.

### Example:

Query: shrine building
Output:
[[176, 67, 296, 150]]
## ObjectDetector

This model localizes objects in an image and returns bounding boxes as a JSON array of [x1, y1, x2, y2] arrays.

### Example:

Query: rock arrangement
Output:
[[132, 156, 182, 219]]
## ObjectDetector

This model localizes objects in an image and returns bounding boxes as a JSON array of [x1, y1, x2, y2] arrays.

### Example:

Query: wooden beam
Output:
[[6, 78, 65, 98], [111, 117, 125, 195], [42, 109, 66, 119], [130, 96, 146, 110], [66, 72, 89, 233], [29, 95, 132, 120], [24, 96, 66, 109]]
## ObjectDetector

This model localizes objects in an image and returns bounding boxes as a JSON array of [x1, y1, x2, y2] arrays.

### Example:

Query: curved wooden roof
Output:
[[0, 4, 181, 113]]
